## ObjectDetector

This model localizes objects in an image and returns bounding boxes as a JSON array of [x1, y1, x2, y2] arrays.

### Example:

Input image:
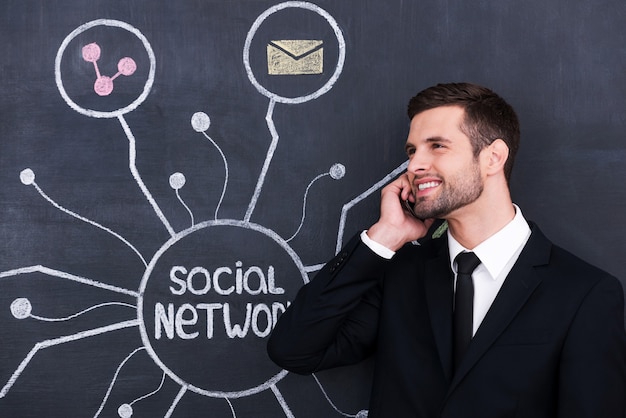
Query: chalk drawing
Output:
[[93, 347, 154, 418], [191, 111, 229, 220], [243, 2, 346, 105], [286, 163, 345, 243], [267, 40, 324, 75], [242, 1, 346, 223], [11, 299, 136, 322], [19, 168, 148, 267], [170, 172, 195, 227], [0, 3, 407, 417], [0, 320, 140, 399], [82, 42, 137, 96], [336, 161, 409, 253], [312, 373, 368, 418]]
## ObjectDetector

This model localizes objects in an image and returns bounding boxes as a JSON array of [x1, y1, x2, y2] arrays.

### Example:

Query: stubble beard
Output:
[[412, 163, 483, 220]]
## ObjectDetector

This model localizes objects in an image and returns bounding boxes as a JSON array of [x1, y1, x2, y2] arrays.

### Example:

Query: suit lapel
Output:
[[446, 225, 552, 395], [422, 236, 455, 379]]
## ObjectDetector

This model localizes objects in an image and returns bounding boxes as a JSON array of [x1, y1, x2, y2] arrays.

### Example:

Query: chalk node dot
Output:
[[117, 403, 133, 418], [94, 76, 114, 96], [10, 298, 32, 319], [19, 168, 35, 185], [118, 57, 137, 76], [191, 112, 211, 132], [356, 410, 369, 418], [329, 163, 346, 180], [169, 172, 186, 190], [82, 42, 101, 62]]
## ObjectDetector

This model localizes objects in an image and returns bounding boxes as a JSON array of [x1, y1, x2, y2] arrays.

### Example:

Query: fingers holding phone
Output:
[[368, 175, 433, 250], [402, 197, 421, 220]]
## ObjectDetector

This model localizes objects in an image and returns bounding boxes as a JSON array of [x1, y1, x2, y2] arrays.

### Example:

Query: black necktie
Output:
[[453, 251, 481, 371]]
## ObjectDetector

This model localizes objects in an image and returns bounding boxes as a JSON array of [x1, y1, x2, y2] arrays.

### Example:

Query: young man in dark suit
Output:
[[267, 82, 626, 417]]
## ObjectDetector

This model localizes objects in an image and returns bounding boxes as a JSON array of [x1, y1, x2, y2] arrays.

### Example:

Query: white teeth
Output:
[[418, 181, 439, 191]]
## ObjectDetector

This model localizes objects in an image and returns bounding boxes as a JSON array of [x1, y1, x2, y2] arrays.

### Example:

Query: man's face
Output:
[[404, 105, 484, 220]]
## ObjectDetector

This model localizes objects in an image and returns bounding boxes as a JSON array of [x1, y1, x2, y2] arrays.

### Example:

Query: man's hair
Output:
[[407, 82, 520, 182]]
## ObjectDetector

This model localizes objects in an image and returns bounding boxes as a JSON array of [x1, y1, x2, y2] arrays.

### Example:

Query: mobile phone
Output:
[[402, 198, 421, 220]]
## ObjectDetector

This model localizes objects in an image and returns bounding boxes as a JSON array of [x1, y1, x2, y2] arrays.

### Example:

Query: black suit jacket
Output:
[[268, 224, 626, 417]]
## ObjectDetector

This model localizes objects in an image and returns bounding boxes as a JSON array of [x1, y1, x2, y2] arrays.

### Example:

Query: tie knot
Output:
[[455, 252, 481, 275]]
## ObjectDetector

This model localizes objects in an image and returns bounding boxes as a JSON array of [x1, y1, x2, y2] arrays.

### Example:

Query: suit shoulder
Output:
[[542, 242, 622, 293]]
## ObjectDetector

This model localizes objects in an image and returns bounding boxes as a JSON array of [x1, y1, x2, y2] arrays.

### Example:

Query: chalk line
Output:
[[165, 384, 188, 418], [201, 131, 229, 220], [286, 173, 329, 242], [19, 170, 147, 267], [93, 347, 146, 418], [0, 319, 139, 398], [29, 301, 136, 322], [118, 114, 176, 237], [0, 265, 139, 297], [245, 100, 278, 222], [271, 384, 295, 418], [336, 161, 408, 253]]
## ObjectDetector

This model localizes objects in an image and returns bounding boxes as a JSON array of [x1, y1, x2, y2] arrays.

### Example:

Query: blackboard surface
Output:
[[1, 1, 624, 417]]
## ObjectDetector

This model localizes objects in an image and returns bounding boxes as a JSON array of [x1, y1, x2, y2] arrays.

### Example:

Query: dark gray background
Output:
[[1, 1, 624, 416]]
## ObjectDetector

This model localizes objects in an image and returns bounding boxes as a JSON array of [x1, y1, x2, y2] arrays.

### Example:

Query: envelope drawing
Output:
[[267, 40, 323, 75]]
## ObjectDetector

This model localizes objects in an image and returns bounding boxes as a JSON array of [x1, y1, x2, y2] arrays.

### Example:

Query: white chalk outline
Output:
[[243, 1, 346, 104], [29, 301, 136, 322], [20, 169, 148, 267], [0, 265, 139, 297], [93, 347, 146, 418], [118, 114, 176, 237], [336, 161, 408, 253], [173, 181, 195, 227], [0, 265, 139, 400], [137, 219, 307, 399], [245, 100, 279, 221], [55, 19, 175, 237], [312, 373, 367, 417], [165, 384, 188, 418], [198, 129, 229, 220], [286, 172, 329, 242], [55, 19, 156, 119], [5, 6, 377, 416], [225, 397, 237, 418], [271, 383, 295, 418], [0, 319, 139, 399], [243, 1, 346, 223]]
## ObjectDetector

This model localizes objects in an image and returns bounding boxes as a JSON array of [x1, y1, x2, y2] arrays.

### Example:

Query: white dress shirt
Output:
[[362, 204, 531, 336], [447, 205, 531, 335]]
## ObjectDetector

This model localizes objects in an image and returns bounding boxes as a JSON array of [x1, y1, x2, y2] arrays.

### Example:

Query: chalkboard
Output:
[[0, 1, 624, 417]]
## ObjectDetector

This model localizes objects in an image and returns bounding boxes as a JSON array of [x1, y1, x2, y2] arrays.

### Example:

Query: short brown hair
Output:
[[407, 82, 520, 182]]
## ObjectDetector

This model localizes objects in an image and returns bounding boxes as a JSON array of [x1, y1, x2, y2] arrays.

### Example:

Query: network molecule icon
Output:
[[82, 42, 137, 96]]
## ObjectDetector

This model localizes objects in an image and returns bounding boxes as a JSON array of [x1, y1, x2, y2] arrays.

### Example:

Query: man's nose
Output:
[[407, 148, 431, 173]]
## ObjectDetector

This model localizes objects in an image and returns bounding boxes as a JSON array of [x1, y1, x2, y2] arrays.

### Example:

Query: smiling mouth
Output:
[[417, 181, 440, 191]]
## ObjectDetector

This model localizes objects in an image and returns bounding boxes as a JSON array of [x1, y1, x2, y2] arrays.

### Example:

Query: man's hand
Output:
[[366, 173, 435, 251]]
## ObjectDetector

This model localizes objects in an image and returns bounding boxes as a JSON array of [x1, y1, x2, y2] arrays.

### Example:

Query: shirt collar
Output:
[[448, 204, 531, 280]]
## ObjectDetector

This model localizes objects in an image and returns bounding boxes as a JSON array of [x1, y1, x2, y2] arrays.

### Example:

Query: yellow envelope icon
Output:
[[267, 40, 323, 75]]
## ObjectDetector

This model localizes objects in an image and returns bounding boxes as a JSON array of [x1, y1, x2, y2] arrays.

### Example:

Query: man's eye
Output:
[[406, 147, 415, 156]]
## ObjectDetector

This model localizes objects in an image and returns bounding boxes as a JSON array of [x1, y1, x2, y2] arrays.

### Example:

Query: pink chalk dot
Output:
[[118, 57, 137, 76], [94, 76, 114, 96], [82, 42, 101, 62]]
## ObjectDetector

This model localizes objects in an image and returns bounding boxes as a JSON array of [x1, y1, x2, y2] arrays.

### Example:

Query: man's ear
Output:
[[484, 139, 509, 175]]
